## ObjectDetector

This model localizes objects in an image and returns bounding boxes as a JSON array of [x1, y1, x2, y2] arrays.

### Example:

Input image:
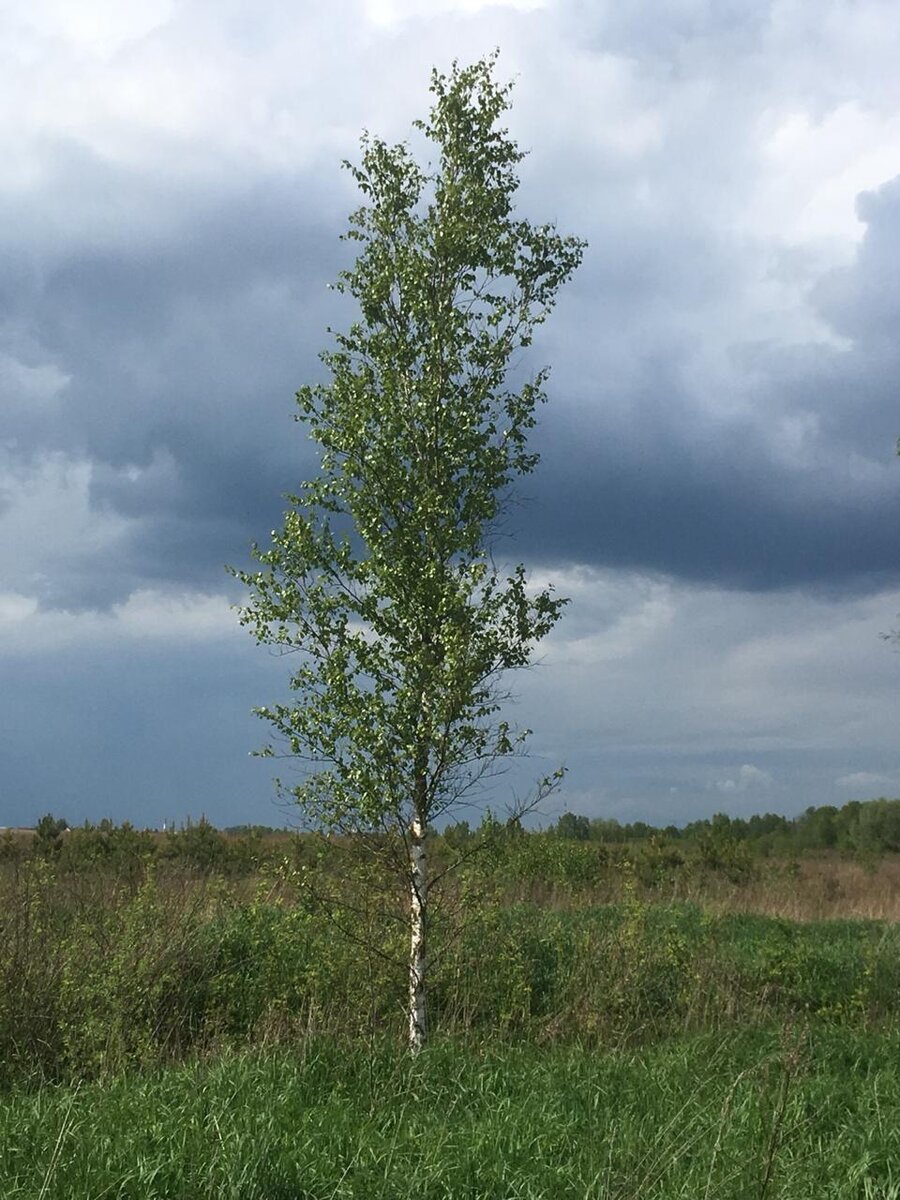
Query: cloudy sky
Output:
[[3, 0, 900, 829]]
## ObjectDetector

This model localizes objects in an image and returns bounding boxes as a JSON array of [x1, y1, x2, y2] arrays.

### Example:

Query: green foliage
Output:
[[545, 797, 900, 861], [32, 813, 68, 861], [55, 867, 218, 1078], [161, 817, 229, 873], [15, 794, 900, 880], [713, 914, 900, 1021], [4, 812, 900, 1086], [200, 867, 403, 1044], [234, 54, 584, 837], [0, 859, 67, 1084], [695, 826, 755, 882], [488, 829, 610, 889], [0, 828, 21, 862], [554, 811, 591, 840], [57, 819, 154, 878]]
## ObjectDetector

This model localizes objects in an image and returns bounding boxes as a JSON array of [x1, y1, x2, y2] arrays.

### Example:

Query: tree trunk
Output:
[[408, 814, 427, 1054]]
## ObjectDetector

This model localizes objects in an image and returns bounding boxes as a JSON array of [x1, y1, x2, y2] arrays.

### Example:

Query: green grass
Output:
[[5, 871, 900, 1196], [6, 867, 900, 1087], [2, 1026, 900, 1199]]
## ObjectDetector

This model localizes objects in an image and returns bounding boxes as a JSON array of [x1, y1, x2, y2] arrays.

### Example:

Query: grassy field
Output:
[[3, 846, 900, 1195], [2, 1027, 899, 1199], [5, 863, 900, 1085]]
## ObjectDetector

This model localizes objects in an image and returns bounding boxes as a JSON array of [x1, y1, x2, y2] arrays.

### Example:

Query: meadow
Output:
[[4, 1029, 900, 1198], [2, 815, 900, 1197]]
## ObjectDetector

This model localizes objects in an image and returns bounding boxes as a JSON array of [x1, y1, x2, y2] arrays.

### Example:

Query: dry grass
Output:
[[673, 856, 900, 923], [494, 853, 900, 924]]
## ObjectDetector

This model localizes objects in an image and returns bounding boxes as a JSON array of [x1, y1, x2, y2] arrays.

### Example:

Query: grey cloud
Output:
[[569, 0, 771, 67], [518, 170, 900, 590], [9, 157, 900, 607], [2, 169, 353, 605], [815, 176, 900, 348], [526, 408, 900, 591], [515, 570, 900, 824], [3, 4, 899, 610]]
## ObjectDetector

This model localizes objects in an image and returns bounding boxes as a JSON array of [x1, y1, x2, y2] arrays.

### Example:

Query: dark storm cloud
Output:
[[9, 160, 900, 605], [3, 18, 900, 612], [2, 163, 354, 606], [27, 175, 343, 459], [527, 414, 900, 590], [520, 173, 900, 591]]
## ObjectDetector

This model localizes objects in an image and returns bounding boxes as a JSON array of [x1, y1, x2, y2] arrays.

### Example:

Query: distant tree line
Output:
[[544, 799, 900, 857], [0, 816, 284, 877], [5, 797, 900, 874]]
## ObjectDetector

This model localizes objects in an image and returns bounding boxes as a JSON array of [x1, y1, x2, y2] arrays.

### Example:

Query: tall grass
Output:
[[485, 838, 900, 923], [2, 1027, 899, 1199], [3, 857, 900, 1087], [4, 850, 900, 1197]]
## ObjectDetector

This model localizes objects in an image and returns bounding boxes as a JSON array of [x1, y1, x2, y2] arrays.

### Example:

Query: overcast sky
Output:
[[3, 0, 900, 829]]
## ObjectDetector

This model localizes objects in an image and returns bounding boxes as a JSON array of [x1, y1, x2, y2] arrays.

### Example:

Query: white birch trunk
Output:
[[408, 815, 427, 1054]]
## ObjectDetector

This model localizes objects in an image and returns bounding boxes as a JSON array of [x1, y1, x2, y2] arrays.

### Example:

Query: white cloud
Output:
[[536, 569, 675, 666], [0, 587, 238, 655], [364, 0, 546, 27], [712, 764, 774, 794], [835, 771, 896, 791], [0, 593, 38, 625], [753, 102, 900, 247], [6, 0, 175, 56]]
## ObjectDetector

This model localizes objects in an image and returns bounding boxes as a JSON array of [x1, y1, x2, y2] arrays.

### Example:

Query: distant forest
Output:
[[6, 796, 900, 869], [544, 797, 900, 856]]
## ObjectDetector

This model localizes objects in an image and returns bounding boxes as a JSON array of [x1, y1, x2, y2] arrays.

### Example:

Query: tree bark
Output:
[[408, 814, 427, 1054]]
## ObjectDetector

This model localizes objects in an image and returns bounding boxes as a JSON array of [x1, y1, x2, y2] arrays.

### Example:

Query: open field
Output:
[[4, 855, 900, 1086], [2, 1027, 899, 1199], [723, 857, 900, 922], [4, 841, 900, 1080], [491, 852, 900, 924], [3, 835, 900, 1195]]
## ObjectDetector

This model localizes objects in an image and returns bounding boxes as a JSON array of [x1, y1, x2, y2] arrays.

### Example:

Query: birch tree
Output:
[[236, 54, 584, 1053]]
